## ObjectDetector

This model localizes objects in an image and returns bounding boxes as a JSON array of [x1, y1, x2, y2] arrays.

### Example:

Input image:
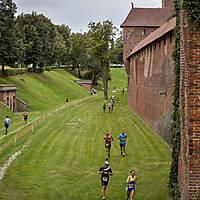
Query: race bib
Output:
[[129, 184, 134, 188], [106, 143, 110, 146], [103, 177, 108, 181]]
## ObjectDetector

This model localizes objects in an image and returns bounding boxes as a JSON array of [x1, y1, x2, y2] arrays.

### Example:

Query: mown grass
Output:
[[0, 92, 172, 200], [0, 69, 89, 135]]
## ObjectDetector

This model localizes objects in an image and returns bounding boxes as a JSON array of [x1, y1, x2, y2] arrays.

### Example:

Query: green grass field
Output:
[[0, 68, 172, 200]]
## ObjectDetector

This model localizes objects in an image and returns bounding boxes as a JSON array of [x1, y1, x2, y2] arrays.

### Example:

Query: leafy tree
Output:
[[88, 20, 116, 99], [56, 24, 71, 64], [16, 12, 56, 69], [0, 0, 17, 72], [69, 33, 88, 78], [110, 31, 123, 64], [53, 27, 68, 66]]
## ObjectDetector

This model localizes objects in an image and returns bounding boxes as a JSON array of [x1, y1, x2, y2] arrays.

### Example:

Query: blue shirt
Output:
[[118, 134, 127, 144], [5, 118, 10, 124]]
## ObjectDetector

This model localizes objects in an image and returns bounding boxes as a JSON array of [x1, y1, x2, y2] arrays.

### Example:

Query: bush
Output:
[[45, 66, 52, 71], [0, 68, 28, 76]]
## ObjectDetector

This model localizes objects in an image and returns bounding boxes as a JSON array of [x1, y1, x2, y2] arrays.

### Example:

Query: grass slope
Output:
[[0, 69, 89, 135], [0, 93, 172, 200]]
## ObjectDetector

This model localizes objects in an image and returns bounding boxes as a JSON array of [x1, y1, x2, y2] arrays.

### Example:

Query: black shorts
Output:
[[101, 180, 108, 187], [105, 143, 111, 149], [5, 124, 9, 129], [120, 143, 126, 148], [24, 116, 28, 120]]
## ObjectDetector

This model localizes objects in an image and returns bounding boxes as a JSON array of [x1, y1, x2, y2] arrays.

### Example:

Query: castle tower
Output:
[[162, 0, 174, 8]]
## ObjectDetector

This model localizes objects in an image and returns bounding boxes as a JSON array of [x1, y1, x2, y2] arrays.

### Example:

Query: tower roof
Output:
[[120, 8, 174, 27]]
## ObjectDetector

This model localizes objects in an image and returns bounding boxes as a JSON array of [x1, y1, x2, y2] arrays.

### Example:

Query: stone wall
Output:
[[128, 31, 175, 142], [179, 1, 200, 199]]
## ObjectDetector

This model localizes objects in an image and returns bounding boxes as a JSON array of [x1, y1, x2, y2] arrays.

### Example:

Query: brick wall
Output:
[[123, 26, 159, 75], [128, 32, 175, 142], [162, 0, 174, 8], [179, 1, 200, 199]]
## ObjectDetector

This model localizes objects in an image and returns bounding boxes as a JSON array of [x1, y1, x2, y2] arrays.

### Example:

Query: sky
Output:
[[13, 0, 162, 33]]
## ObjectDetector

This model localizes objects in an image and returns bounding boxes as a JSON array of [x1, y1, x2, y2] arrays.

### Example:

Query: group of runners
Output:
[[99, 130, 137, 200], [90, 88, 96, 96], [3, 109, 28, 135], [103, 96, 115, 113]]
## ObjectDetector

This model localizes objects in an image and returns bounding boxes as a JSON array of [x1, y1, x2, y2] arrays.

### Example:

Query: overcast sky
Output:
[[13, 0, 162, 33]]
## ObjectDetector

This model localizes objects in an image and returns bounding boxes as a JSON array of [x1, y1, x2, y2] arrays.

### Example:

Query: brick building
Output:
[[121, 4, 174, 79], [121, 0, 200, 199], [126, 18, 176, 142], [0, 85, 17, 112], [178, 0, 200, 199], [121, 1, 175, 142]]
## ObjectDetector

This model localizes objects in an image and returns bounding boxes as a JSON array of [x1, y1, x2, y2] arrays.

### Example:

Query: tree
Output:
[[56, 24, 71, 65], [0, 0, 17, 72], [110, 31, 123, 64], [88, 20, 116, 99], [16, 12, 56, 69], [69, 33, 88, 78]]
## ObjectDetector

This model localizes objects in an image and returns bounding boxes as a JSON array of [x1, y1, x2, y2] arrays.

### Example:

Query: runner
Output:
[[103, 101, 106, 112], [23, 109, 28, 124], [65, 96, 69, 104], [91, 89, 93, 96], [104, 131, 114, 158], [4, 116, 11, 135], [98, 161, 113, 200], [118, 130, 127, 157], [126, 169, 137, 200], [108, 103, 112, 113]]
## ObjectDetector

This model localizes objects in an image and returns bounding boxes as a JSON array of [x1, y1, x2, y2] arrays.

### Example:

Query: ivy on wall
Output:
[[183, 0, 200, 31], [169, 0, 200, 199], [169, 0, 181, 199]]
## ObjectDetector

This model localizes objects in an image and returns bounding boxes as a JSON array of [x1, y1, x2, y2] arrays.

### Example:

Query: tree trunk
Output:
[[77, 65, 81, 79], [102, 64, 109, 100], [2, 64, 5, 74]]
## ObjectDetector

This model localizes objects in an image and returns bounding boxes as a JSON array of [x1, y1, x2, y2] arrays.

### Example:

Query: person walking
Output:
[[23, 109, 28, 124], [103, 101, 106, 112], [66, 96, 69, 104], [118, 130, 127, 157], [98, 161, 113, 200], [126, 169, 137, 200], [104, 131, 114, 158], [4, 116, 11, 135]]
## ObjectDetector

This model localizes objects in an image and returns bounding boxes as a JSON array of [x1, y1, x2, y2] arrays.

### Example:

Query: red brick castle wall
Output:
[[179, 0, 200, 199]]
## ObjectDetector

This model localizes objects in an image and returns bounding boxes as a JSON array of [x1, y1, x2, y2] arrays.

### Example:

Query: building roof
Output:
[[0, 85, 17, 91], [128, 17, 176, 58], [120, 8, 174, 27]]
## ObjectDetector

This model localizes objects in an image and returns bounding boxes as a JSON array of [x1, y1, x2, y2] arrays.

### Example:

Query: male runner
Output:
[[4, 116, 11, 135], [104, 131, 114, 158], [118, 130, 127, 157], [126, 169, 137, 200], [66, 96, 69, 104], [98, 161, 113, 200], [103, 102, 106, 112], [23, 109, 28, 124]]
